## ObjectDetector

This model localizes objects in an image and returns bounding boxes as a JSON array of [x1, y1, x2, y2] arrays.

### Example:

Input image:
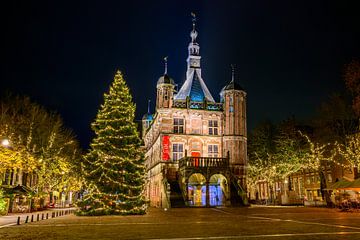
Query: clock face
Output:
[[190, 59, 200, 67]]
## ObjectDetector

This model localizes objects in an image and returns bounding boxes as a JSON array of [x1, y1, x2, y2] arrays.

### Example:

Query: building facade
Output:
[[142, 20, 247, 208]]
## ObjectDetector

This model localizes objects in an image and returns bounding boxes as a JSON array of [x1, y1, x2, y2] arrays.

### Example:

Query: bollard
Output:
[[17, 216, 21, 225], [42, 213, 44, 220], [46, 213, 49, 219], [25, 216, 29, 223], [37, 214, 39, 221], [31, 215, 34, 222], [52, 212, 54, 218]]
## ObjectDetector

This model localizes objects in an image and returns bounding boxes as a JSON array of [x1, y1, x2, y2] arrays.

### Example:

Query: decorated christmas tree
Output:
[[77, 70, 146, 215]]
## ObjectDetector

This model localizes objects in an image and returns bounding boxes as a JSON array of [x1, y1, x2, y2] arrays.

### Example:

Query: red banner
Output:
[[162, 135, 170, 161]]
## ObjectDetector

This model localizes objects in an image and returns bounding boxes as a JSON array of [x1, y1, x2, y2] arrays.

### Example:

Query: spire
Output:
[[231, 64, 235, 82], [221, 64, 244, 92], [175, 13, 215, 103], [190, 12, 198, 43], [187, 12, 200, 67], [163, 56, 168, 75], [147, 99, 151, 114]]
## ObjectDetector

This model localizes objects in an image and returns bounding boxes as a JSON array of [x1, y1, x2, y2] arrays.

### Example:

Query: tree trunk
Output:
[[319, 170, 332, 207], [354, 166, 358, 179]]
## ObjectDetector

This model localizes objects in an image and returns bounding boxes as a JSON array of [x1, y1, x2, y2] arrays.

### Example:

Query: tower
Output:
[[221, 66, 247, 184], [174, 14, 215, 103], [156, 57, 175, 109], [142, 100, 153, 138]]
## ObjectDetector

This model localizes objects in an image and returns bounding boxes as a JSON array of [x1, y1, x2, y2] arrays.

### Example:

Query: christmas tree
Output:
[[77, 70, 146, 215]]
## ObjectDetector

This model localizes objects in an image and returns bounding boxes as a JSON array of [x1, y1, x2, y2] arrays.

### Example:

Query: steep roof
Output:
[[174, 68, 215, 102], [157, 74, 175, 87], [223, 80, 244, 91]]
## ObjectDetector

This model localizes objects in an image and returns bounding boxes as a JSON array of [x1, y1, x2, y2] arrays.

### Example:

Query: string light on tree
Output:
[[77, 70, 146, 216]]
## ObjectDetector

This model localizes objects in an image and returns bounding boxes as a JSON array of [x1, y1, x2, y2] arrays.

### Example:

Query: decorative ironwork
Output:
[[173, 100, 187, 108], [178, 156, 229, 169], [207, 103, 223, 111], [173, 100, 222, 111]]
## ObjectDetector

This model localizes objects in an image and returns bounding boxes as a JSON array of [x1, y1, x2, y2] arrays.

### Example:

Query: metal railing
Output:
[[173, 100, 223, 111], [178, 156, 229, 169]]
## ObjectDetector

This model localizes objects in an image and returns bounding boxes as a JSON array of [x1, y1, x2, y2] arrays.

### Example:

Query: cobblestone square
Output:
[[2, 206, 360, 239]]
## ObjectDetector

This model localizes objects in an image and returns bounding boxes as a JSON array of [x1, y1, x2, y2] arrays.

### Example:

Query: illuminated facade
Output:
[[142, 19, 247, 208]]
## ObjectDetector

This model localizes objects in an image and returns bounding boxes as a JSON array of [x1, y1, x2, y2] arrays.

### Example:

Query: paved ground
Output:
[[2, 206, 360, 239], [0, 208, 74, 228]]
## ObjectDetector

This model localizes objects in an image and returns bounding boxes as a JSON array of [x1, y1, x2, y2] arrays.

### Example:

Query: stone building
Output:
[[142, 19, 247, 208]]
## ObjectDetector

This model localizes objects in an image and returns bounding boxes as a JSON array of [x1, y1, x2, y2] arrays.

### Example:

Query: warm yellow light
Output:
[[1, 139, 10, 147]]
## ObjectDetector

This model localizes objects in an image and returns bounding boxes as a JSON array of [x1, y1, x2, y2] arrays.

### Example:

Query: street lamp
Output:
[[1, 139, 10, 147]]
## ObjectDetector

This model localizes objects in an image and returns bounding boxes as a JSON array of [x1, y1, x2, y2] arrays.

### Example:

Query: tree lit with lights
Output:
[[77, 70, 146, 215]]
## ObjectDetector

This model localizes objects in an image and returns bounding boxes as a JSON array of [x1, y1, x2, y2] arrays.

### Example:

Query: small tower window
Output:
[[208, 120, 218, 135], [229, 96, 234, 113], [208, 145, 219, 157], [164, 90, 168, 100], [174, 118, 184, 134], [172, 143, 184, 161]]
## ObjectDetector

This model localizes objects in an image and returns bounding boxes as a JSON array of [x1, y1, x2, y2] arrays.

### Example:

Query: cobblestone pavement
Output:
[[1, 206, 360, 239], [0, 208, 75, 228]]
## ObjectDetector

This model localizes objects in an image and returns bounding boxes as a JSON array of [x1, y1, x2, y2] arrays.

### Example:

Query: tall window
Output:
[[208, 145, 219, 157], [173, 143, 184, 161], [208, 120, 218, 135], [164, 90, 168, 100], [174, 118, 184, 134], [229, 96, 234, 113]]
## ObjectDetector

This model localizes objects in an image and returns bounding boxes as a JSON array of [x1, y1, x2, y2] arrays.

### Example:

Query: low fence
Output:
[[16, 209, 75, 225]]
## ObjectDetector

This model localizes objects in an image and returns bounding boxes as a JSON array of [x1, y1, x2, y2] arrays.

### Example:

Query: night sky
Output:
[[1, 1, 359, 148]]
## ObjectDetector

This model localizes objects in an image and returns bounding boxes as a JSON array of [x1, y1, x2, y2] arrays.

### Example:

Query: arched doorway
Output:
[[209, 174, 228, 206], [188, 173, 206, 206]]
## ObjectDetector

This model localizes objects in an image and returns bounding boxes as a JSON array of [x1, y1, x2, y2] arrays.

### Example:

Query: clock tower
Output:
[[175, 14, 215, 103], [187, 17, 201, 69]]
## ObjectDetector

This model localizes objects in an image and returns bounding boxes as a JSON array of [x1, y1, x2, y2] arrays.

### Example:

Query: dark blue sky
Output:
[[1, 1, 359, 148]]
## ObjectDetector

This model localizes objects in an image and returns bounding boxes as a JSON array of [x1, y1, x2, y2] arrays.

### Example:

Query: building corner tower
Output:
[[156, 57, 175, 109], [221, 67, 247, 189]]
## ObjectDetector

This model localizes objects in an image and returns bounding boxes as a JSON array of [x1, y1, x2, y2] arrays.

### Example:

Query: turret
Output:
[[142, 100, 153, 138], [156, 57, 175, 109], [221, 66, 247, 181]]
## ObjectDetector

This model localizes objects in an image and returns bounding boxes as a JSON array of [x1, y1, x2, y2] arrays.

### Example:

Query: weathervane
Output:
[[231, 64, 235, 81], [191, 12, 196, 30], [147, 99, 151, 114], [163, 56, 168, 74]]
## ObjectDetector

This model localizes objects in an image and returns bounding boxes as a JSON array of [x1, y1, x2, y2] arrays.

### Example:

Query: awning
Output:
[[340, 178, 360, 191], [326, 179, 352, 190], [2, 185, 33, 196]]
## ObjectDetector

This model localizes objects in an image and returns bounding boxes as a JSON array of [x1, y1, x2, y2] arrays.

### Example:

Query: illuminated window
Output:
[[173, 143, 184, 161], [174, 118, 184, 133], [229, 96, 234, 113], [208, 145, 218, 157], [208, 120, 218, 135]]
